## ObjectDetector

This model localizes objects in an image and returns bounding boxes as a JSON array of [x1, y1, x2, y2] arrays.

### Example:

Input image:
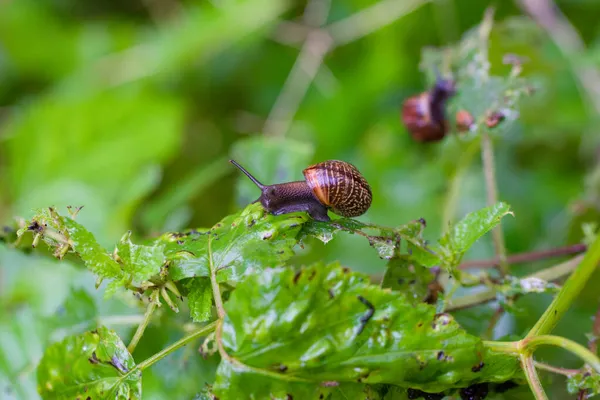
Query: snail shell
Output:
[[401, 78, 455, 142], [303, 160, 372, 217]]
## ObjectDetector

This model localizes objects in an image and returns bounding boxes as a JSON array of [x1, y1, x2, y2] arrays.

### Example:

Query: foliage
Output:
[[2, 1, 600, 400]]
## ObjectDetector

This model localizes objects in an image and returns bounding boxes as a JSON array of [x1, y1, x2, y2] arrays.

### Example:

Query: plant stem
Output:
[[441, 138, 481, 234], [533, 361, 579, 376], [127, 292, 158, 353], [522, 335, 600, 374], [208, 235, 226, 319], [459, 243, 587, 269], [522, 355, 549, 400], [133, 321, 217, 373], [480, 131, 509, 275], [527, 234, 600, 338], [447, 255, 582, 311]]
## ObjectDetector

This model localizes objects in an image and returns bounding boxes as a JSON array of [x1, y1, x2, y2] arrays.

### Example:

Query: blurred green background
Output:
[[1, 0, 600, 398]]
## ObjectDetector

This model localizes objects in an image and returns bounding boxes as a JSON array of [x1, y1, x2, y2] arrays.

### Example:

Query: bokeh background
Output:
[[1, 0, 600, 398]]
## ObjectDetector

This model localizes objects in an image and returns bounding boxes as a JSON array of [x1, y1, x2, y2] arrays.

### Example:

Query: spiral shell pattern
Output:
[[303, 160, 372, 217]]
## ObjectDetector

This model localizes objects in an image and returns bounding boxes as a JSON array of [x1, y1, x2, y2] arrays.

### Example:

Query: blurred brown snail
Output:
[[401, 74, 456, 142], [230, 159, 372, 222]]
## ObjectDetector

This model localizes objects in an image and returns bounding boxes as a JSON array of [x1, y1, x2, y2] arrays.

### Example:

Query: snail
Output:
[[229, 159, 372, 222], [401, 74, 456, 142]]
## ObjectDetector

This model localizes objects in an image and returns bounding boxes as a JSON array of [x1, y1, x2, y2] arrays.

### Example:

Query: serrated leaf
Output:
[[567, 371, 600, 395], [116, 231, 165, 283], [213, 263, 521, 399], [187, 278, 213, 323], [62, 217, 123, 279], [161, 203, 308, 283], [37, 326, 141, 399], [438, 202, 512, 268]]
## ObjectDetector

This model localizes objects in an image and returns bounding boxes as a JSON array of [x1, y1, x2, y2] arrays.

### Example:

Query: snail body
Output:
[[402, 77, 455, 142], [230, 159, 372, 222]]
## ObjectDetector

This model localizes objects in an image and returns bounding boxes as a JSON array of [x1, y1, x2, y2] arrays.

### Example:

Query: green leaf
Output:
[[187, 278, 213, 323], [214, 361, 404, 400], [213, 263, 521, 399], [62, 217, 123, 279], [37, 326, 141, 399], [18, 208, 123, 280], [382, 257, 439, 305], [300, 218, 438, 262], [567, 371, 600, 396], [162, 203, 308, 283], [438, 202, 513, 268], [116, 231, 165, 283]]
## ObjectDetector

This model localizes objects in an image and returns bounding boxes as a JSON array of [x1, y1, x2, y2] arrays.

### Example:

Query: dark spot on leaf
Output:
[[494, 381, 518, 393], [231, 223, 236, 227], [437, 351, 444, 361], [308, 270, 317, 280], [397, 278, 405, 285], [248, 220, 256, 227], [320, 381, 339, 387], [471, 361, 485, 372], [418, 218, 426, 226], [584, 371, 591, 378], [86, 397, 91, 400], [286, 395, 293, 400], [293, 270, 302, 284], [328, 289, 335, 299], [177, 240, 184, 245], [407, 389, 444, 400], [459, 382, 488, 400], [417, 322, 423, 328], [88, 352, 99, 364], [262, 232, 273, 240], [319, 395, 324, 400], [356, 295, 375, 335], [554, 310, 557, 315], [409, 279, 416, 285], [277, 250, 285, 254], [342, 267, 350, 273], [278, 364, 288, 372]]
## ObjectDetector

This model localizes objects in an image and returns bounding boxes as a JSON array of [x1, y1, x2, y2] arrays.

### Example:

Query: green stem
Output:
[[447, 255, 582, 311], [521, 355, 548, 400], [441, 138, 480, 234], [527, 234, 600, 338], [533, 361, 579, 376], [481, 131, 508, 274], [132, 321, 217, 374], [522, 335, 600, 374], [127, 292, 158, 353]]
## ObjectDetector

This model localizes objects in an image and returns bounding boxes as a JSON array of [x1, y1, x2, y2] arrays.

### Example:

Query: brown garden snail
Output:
[[229, 159, 372, 222], [401, 74, 456, 142]]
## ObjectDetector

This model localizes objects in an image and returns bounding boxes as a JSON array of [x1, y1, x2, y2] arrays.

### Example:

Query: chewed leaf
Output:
[[382, 257, 439, 305], [213, 263, 521, 399], [161, 202, 308, 283], [438, 202, 513, 268], [37, 326, 141, 399], [116, 231, 165, 283]]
